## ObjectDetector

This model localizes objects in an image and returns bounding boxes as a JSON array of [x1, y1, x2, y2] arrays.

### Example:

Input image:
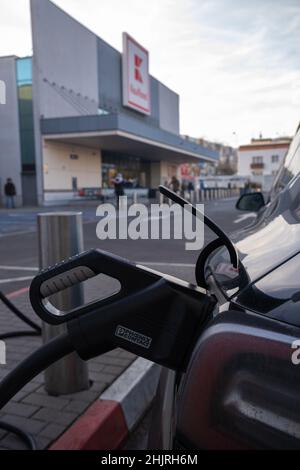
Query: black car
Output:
[[149, 124, 300, 450]]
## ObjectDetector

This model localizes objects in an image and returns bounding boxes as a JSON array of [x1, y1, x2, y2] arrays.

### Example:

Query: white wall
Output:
[[43, 140, 102, 193], [158, 83, 180, 135], [238, 147, 289, 176], [31, 0, 99, 119], [30, 0, 99, 204]]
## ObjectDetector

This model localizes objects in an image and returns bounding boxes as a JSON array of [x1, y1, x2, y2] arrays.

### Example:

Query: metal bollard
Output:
[[38, 212, 90, 396], [133, 191, 138, 205]]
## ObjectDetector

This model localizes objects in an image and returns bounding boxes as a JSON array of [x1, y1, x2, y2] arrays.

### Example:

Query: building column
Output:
[[150, 161, 179, 189]]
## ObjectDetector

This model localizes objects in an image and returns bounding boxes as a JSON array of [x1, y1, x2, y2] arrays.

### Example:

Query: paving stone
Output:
[[32, 408, 78, 427], [90, 370, 116, 383], [39, 423, 66, 440], [1, 414, 46, 435], [35, 436, 52, 450], [1, 402, 39, 418], [58, 389, 99, 402], [63, 400, 89, 414], [22, 393, 70, 410], [102, 364, 125, 375]]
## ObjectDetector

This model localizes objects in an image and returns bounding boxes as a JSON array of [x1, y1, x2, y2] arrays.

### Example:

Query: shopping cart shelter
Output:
[[0, 0, 218, 206]]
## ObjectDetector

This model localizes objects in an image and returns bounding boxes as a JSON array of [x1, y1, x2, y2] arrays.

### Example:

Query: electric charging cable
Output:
[[0, 290, 41, 341], [0, 290, 42, 449]]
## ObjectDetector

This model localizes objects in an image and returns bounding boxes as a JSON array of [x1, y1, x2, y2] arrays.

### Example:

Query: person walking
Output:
[[4, 178, 16, 209], [170, 176, 180, 194], [111, 173, 125, 209]]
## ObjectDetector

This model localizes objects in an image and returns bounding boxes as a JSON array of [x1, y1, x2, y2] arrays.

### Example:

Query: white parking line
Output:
[[0, 266, 39, 272], [0, 262, 194, 282], [0, 230, 35, 238], [0, 276, 34, 285]]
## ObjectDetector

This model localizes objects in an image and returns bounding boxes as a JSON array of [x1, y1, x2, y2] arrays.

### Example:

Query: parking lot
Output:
[[0, 197, 254, 449], [0, 198, 254, 295]]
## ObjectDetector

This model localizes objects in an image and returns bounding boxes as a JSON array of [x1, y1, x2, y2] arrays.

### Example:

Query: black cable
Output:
[[0, 331, 40, 341], [0, 290, 43, 449], [0, 291, 41, 333], [0, 333, 74, 411], [0, 421, 37, 450]]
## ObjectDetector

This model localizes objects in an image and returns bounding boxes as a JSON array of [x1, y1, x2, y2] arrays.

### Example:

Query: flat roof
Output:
[[41, 113, 219, 164]]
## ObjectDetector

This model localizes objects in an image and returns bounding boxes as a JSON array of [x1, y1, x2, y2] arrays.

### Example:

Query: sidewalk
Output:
[[0, 286, 137, 450]]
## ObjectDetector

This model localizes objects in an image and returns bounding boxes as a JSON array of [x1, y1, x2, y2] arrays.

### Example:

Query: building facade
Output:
[[181, 136, 238, 178], [0, 0, 218, 207], [238, 137, 292, 191]]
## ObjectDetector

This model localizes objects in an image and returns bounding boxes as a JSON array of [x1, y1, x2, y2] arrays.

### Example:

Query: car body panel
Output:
[[149, 127, 300, 450], [176, 311, 300, 450]]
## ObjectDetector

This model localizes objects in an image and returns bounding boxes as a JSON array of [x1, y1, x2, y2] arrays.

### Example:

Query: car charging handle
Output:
[[30, 249, 216, 372]]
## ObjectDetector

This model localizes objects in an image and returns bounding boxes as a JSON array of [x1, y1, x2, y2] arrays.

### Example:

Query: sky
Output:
[[0, 0, 299, 146]]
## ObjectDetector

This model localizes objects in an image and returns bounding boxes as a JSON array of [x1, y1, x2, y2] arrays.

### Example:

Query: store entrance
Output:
[[102, 152, 150, 189]]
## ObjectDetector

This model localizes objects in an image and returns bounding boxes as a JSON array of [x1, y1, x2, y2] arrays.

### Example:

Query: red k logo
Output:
[[134, 54, 143, 84]]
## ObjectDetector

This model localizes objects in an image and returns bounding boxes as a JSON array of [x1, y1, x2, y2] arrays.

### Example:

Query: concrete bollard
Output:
[[38, 212, 90, 396]]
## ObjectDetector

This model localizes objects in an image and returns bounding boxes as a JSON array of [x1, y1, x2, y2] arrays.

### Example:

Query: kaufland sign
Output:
[[122, 33, 151, 115]]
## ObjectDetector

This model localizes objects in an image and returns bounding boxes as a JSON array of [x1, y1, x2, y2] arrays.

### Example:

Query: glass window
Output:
[[16, 58, 36, 171], [16, 58, 32, 86], [272, 155, 279, 164], [102, 152, 150, 189]]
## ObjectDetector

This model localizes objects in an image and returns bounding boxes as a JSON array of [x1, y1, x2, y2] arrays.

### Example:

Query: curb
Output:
[[50, 358, 161, 450]]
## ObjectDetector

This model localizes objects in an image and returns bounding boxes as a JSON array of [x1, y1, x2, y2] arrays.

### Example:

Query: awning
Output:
[[41, 113, 219, 164]]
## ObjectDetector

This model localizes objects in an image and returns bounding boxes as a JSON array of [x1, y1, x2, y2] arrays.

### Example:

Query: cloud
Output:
[[0, 0, 299, 145]]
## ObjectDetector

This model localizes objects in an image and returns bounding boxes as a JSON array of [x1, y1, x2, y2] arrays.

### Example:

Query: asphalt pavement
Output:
[[0, 197, 254, 297]]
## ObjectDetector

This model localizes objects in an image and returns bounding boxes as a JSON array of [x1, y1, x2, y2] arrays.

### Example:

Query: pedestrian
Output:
[[111, 173, 125, 209], [4, 178, 16, 209], [170, 176, 180, 194]]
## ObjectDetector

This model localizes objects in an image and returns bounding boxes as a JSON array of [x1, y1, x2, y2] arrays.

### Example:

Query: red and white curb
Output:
[[50, 358, 161, 450]]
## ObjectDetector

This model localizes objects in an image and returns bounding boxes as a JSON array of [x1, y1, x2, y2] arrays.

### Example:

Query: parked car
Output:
[[149, 124, 300, 449]]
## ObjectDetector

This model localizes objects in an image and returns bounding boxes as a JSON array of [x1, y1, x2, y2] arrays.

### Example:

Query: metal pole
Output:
[[38, 212, 90, 396]]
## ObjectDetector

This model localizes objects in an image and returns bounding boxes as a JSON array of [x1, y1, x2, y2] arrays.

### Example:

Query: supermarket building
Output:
[[0, 0, 218, 207]]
